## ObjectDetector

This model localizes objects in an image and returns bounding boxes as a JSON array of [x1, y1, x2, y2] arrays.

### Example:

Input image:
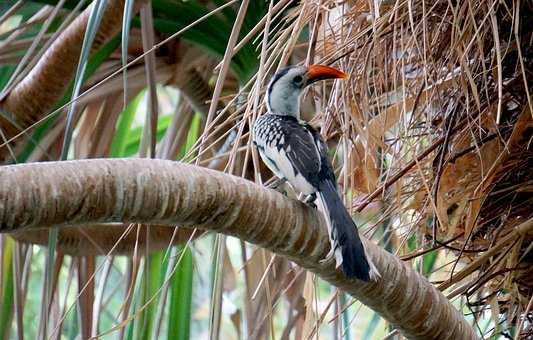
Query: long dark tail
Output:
[[317, 180, 373, 281]]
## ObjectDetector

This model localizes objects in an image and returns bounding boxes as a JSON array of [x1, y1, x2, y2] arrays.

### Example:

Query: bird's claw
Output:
[[319, 247, 335, 264], [266, 178, 288, 196], [266, 177, 286, 190], [301, 193, 317, 209], [306, 201, 317, 209]]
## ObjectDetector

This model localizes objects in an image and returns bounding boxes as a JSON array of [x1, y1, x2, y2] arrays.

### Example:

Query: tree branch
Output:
[[0, 158, 477, 339], [9, 224, 198, 256]]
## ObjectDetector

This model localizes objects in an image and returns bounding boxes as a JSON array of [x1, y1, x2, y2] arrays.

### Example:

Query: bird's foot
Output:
[[266, 177, 288, 196], [299, 193, 317, 209], [266, 177, 286, 190], [319, 247, 335, 264]]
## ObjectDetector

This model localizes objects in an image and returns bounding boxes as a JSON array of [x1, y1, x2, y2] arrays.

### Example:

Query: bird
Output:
[[252, 64, 378, 281]]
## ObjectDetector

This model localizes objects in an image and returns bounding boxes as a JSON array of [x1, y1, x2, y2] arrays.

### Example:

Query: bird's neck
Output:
[[266, 87, 301, 118]]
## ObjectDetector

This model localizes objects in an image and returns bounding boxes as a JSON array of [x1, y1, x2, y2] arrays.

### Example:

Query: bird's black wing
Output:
[[280, 117, 332, 187]]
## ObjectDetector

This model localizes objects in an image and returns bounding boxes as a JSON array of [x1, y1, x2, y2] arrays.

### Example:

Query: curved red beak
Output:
[[306, 64, 347, 85]]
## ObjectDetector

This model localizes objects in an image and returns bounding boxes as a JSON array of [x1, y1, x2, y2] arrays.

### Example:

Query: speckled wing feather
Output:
[[280, 117, 324, 184], [253, 114, 330, 192]]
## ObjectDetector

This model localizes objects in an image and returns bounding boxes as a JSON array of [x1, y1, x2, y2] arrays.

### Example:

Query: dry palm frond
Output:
[[248, 0, 532, 336], [163, 0, 532, 336]]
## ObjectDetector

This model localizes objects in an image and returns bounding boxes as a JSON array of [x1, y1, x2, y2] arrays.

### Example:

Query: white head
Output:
[[265, 64, 347, 117]]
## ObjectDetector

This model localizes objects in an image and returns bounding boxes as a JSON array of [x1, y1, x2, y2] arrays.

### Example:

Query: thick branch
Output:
[[9, 224, 197, 256], [0, 159, 478, 339]]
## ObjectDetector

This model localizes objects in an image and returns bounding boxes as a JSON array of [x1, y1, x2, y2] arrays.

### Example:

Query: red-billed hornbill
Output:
[[252, 65, 377, 281]]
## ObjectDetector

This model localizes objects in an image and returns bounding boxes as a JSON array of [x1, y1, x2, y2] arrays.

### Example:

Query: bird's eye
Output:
[[293, 75, 303, 84]]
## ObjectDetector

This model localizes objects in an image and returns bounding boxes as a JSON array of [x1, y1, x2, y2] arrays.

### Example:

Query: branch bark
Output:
[[0, 158, 478, 339], [9, 224, 198, 256]]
